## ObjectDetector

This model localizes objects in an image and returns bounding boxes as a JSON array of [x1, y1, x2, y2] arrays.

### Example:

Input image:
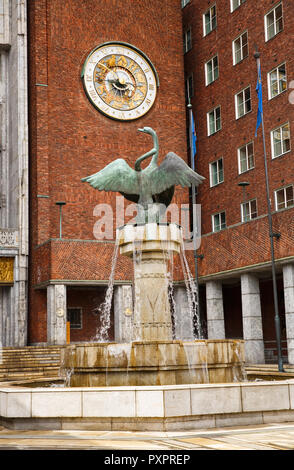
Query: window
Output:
[[265, 2, 283, 41], [203, 5, 217, 36], [212, 212, 226, 232], [238, 142, 254, 173], [185, 74, 194, 102], [207, 106, 221, 135], [241, 199, 257, 222], [181, 0, 190, 7], [275, 185, 294, 211], [183, 28, 192, 53], [231, 0, 246, 12], [271, 122, 290, 158], [233, 31, 248, 65], [210, 158, 224, 186], [67, 308, 82, 329], [235, 86, 251, 119], [268, 63, 287, 99], [205, 55, 219, 85]]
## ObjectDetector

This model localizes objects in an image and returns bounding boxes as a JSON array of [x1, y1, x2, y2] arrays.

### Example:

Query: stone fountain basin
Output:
[[60, 339, 245, 387]]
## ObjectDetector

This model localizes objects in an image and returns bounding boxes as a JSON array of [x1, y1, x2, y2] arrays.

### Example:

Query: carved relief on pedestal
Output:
[[0, 230, 18, 247], [0, 257, 14, 285]]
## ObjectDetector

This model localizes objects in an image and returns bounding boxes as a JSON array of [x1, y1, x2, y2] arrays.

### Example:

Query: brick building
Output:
[[1, 0, 294, 367], [182, 0, 294, 363]]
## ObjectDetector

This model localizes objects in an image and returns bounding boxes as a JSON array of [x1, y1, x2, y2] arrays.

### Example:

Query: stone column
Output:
[[114, 284, 133, 343], [241, 273, 265, 364], [173, 285, 195, 341], [283, 264, 294, 364], [206, 281, 225, 339], [47, 284, 67, 345]]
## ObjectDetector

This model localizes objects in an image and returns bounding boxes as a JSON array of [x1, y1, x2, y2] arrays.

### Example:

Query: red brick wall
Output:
[[183, 0, 294, 277], [28, 0, 189, 342]]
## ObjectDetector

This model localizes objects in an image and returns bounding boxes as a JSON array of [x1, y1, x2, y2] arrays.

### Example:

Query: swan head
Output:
[[138, 127, 156, 136]]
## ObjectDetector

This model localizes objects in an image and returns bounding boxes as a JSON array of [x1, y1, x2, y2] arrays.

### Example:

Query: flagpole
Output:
[[187, 100, 202, 338], [254, 50, 284, 372]]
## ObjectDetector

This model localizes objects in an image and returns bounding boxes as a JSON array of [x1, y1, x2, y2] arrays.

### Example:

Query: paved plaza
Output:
[[0, 422, 294, 451]]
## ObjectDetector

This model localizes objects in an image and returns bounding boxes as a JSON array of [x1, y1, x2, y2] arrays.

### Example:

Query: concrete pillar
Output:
[[114, 284, 133, 343], [241, 273, 265, 364], [173, 285, 195, 341], [206, 281, 225, 339], [47, 284, 67, 345], [283, 264, 294, 364]]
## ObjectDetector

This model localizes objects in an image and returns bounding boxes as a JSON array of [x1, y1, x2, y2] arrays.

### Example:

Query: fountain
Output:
[[60, 128, 245, 387]]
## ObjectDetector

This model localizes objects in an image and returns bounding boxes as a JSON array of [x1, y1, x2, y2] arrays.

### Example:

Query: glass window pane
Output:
[[234, 38, 241, 63], [209, 111, 215, 134], [220, 212, 226, 229], [207, 61, 213, 84], [286, 186, 294, 206], [270, 69, 278, 97], [276, 189, 285, 210], [213, 56, 219, 79], [215, 107, 221, 130]]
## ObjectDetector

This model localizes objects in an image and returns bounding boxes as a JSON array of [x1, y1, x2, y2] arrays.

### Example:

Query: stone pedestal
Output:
[[206, 281, 225, 339], [283, 264, 294, 364], [241, 273, 265, 364], [118, 223, 182, 341]]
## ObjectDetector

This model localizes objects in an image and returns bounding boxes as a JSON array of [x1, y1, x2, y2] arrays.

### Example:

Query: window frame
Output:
[[267, 62, 287, 100], [235, 85, 252, 119], [185, 73, 194, 102], [212, 211, 226, 232], [270, 122, 291, 159], [183, 27, 192, 54], [232, 30, 248, 65], [241, 198, 258, 222], [209, 157, 224, 187], [205, 54, 219, 86], [207, 105, 221, 136], [264, 2, 283, 42], [67, 307, 83, 329], [274, 185, 294, 211], [238, 141, 255, 174], [230, 0, 246, 12], [203, 4, 217, 37]]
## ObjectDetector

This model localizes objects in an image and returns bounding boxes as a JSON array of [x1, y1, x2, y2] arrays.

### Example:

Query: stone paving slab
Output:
[[0, 422, 294, 450]]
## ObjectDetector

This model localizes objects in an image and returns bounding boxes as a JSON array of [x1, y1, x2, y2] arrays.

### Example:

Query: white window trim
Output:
[[238, 141, 254, 174], [205, 54, 219, 86], [241, 198, 258, 222], [230, 0, 246, 12], [207, 105, 221, 136], [270, 121, 291, 159], [235, 85, 251, 119], [274, 185, 294, 211], [181, 0, 190, 8], [67, 307, 83, 329], [267, 62, 287, 100], [209, 158, 224, 187], [264, 1, 283, 42], [212, 211, 226, 232], [203, 4, 217, 37], [232, 30, 248, 65]]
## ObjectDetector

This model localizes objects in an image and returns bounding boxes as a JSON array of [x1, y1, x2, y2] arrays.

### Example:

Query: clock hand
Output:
[[98, 62, 119, 79]]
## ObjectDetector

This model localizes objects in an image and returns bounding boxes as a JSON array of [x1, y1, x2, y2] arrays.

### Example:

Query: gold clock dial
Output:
[[82, 43, 158, 121]]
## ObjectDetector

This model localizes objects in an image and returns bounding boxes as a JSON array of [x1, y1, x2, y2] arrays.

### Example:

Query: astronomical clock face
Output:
[[82, 42, 158, 121]]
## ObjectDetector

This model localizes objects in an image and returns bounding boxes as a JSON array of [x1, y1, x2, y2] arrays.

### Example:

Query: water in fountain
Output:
[[94, 235, 121, 342], [106, 343, 132, 386], [132, 237, 144, 341], [179, 236, 202, 340]]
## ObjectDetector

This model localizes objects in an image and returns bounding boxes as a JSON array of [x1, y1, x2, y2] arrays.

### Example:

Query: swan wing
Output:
[[82, 158, 140, 195], [148, 152, 205, 194]]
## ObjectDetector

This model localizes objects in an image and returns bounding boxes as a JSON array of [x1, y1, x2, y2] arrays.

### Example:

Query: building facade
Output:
[[183, 0, 294, 363], [0, 0, 29, 347], [1, 0, 294, 367]]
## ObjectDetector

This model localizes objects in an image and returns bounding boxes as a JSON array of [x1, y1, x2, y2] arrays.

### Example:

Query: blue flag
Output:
[[255, 63, 263, 137], [190, 110, 197, 166]]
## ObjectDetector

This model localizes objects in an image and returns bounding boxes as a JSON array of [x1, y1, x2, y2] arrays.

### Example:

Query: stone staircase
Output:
[[0, 345, 64, 383]]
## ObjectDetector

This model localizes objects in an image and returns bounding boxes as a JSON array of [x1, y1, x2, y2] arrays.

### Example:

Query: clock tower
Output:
[[28, 0, 189, 345]]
